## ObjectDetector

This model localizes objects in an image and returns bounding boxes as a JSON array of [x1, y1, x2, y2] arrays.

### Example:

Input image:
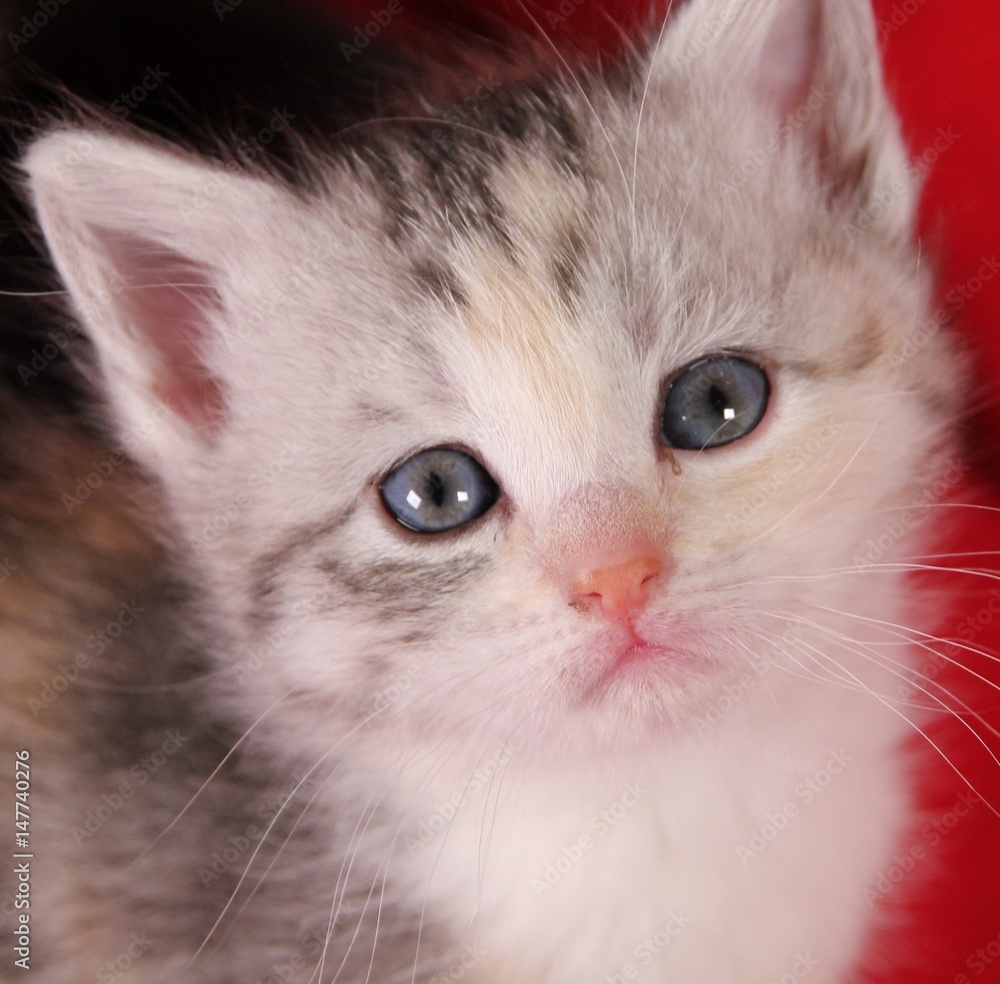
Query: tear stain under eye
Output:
[[662, 449, 683, 476]]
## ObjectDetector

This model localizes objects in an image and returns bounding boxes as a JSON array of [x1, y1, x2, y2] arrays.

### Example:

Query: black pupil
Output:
[[427, 471, 446, 507], [709, 384, 728, 415]]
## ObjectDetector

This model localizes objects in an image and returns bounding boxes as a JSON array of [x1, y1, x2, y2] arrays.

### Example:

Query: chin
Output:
[[525, 651, 730, 757]]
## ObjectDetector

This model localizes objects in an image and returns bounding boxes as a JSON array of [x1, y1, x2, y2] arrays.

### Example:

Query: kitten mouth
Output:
[[614, 637, 655, 669], [583, 632, 673, 699], [613, 642, 657, 678]]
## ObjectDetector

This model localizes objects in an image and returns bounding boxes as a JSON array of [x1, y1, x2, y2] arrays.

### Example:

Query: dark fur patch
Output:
[[318, 552, 489, 616], [353, 146, 421, 242], [251, 504, 358, 607], [412, 260, 469, 308], [550, 223, 588, 308], [426, 146, 515, 256], [530, 84, 588, 180]]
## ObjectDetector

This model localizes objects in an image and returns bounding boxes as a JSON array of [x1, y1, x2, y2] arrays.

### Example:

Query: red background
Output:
[[310, 1, 1000, 979]]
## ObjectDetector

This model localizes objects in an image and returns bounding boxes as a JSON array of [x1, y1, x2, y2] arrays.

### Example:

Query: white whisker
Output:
[[187, 694, 408, 969], [759, 610, 1000, 813], [133, 686, 297, 864]]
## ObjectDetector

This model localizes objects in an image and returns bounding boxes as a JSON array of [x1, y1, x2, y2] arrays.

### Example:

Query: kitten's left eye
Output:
[[660, 355, 770, 450], [379, 448, 500, 533]]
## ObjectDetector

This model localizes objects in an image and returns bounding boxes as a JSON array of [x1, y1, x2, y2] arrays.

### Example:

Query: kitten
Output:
[[0, 0, 974, 981]]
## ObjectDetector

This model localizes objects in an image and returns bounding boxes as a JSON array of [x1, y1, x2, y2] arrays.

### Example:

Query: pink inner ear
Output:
[[99, 230, 226, 430], [755, 1, 822, 126]]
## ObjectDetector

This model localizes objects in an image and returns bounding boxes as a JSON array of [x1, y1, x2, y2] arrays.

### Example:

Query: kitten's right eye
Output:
[[660, 355, 770, 451], [379, 448, 500, 534]]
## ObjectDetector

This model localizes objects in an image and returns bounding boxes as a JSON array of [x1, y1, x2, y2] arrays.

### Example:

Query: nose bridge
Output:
[[547, 481, 668, 569]]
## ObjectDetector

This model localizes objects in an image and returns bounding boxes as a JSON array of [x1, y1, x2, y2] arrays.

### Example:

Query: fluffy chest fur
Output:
[[359, 656, 911, 984]]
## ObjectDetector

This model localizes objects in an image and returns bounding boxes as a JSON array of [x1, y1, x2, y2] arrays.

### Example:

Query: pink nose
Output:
[[569, 551, 662, 627]]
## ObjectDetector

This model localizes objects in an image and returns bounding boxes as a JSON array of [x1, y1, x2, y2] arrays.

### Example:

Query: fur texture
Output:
[[1, 0, 970, 981]]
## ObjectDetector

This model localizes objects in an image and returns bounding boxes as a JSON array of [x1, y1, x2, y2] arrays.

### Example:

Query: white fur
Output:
[[389, 682, 909, 983]]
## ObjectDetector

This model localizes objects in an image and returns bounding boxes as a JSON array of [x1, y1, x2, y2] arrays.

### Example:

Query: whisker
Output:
[[862, 501, 1000, 518], [744, 624, 874, 696], [0, 287, 70, 299], [630, 12, 673, 255], [752, 618, 973, 714], [511, 0, 636, 220], [300, 661, 522, 981], [132, 686, 297, 864], [806, 601, 1000, 681], [217, 762, 334, 949], [747, 561, 1000, 586], [737, 270, 946, 550], [187, 694, 406, 968], [758, 610, 1000, 814]]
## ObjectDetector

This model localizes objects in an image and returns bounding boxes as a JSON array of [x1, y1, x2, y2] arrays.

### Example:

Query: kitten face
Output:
[[24, 0, 959, 760]]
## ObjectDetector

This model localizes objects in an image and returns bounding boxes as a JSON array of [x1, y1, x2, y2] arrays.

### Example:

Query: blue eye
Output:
[[661, 356, 770, 450], [379, 448, 500, 533]]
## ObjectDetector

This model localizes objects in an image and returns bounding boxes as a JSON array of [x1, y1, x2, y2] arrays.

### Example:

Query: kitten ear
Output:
[[662, 0, 913, 232], [23, 131, 277, 467]]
